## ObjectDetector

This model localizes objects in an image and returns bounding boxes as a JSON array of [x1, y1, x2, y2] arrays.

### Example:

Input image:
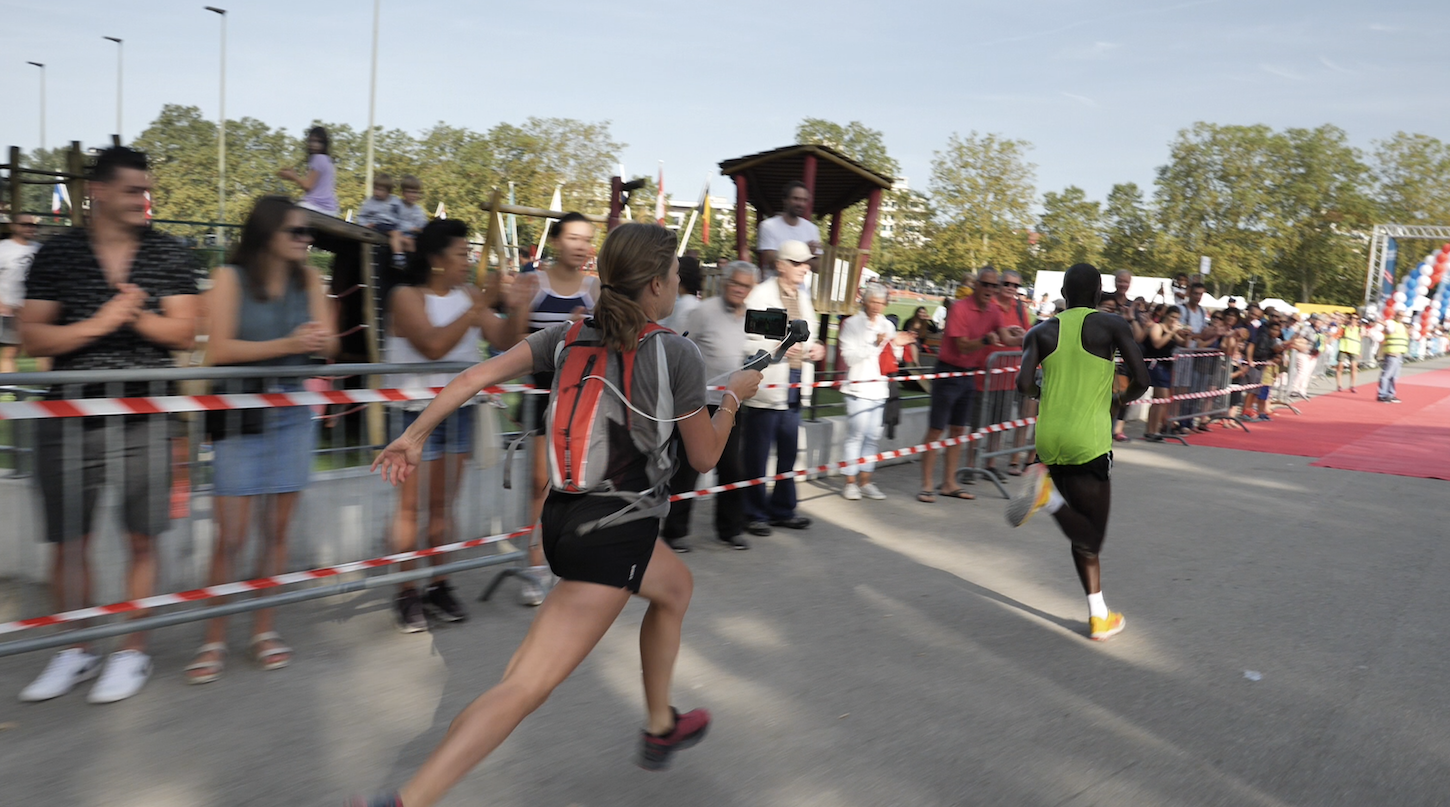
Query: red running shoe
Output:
[[637, 707, 711, 771]]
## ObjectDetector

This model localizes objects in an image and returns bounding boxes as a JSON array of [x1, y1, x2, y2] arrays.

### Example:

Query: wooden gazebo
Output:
[[719, 144, 893, 315]]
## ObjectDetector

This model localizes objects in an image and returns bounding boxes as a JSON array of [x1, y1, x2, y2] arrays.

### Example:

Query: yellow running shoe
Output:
[[1005, 464, 1053, 528], [1089, 612, 1126, 641]]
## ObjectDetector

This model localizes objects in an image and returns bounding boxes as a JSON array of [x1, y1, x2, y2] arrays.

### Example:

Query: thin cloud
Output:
[[1060, 41, 1121, 60], [962, 0, 1224, 48], [1369, 23, 1398, 31], [1260, 64, 1307, 81], [1320, 57, 1358, 75], [1061, 92, 1099, 107]]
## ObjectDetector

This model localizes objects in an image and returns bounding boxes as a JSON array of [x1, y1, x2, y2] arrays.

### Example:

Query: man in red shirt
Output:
[[982, 270, 1032, 475], [918, 267, 1018, 502]]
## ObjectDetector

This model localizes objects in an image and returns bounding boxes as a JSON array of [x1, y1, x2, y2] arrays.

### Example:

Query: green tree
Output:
[[1029, 186, 1102, 276], [793, 118, 911, 272], [1372, 132, 1450, 225], [1153, 122, 1279, 295], [1267, 125, 1374, 304], [928, 131, 1036, 277], [1100, 182, 1156, 274]]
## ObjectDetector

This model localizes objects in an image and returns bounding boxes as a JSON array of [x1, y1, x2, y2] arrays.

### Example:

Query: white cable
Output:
[[578, 374, 705, 423]]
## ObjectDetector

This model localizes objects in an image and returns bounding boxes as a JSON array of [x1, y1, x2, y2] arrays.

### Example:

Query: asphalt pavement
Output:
[[2, 362, 1449, 806]]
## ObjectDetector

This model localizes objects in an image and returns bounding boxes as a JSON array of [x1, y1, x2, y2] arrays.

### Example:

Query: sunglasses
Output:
[[787, 259, 810, 267], [285, 225, 316, 240], [1002, 282, 1021, 288], [978, 281, 1000, 288]]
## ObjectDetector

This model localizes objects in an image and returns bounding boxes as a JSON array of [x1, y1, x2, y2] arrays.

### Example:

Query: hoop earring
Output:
[[432, 265, 444, 274]]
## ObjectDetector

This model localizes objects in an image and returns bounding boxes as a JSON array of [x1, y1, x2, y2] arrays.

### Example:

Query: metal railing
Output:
[[957, 350, 1035, 499]]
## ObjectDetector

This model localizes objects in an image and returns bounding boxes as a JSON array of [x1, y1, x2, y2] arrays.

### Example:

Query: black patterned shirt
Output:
[[25, 226, 201, 398]]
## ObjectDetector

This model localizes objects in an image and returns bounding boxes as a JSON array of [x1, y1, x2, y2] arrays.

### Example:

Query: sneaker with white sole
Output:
[[518, 566, 553, 607], [1005, 464, 1054, 528], [859, 483, 886, 500], [842, 483, 861, 501], [87, 650, 152, 704], [19, 648, 102, 702]]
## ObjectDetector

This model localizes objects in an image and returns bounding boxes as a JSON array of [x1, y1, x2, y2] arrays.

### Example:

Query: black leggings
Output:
[[1046, 466, 1111, 595]]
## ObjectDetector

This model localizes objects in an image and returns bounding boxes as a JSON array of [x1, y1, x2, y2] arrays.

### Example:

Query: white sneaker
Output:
[[859, 483, 887, 500], [842, 483, 862, 501], [86, 650, 152, 704], [18, 648, 102, 702], [517, 566, 553, 607]]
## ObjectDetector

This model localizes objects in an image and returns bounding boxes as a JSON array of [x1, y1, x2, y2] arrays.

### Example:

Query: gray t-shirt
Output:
[[685, 297, 748, 406], [525, 323, 706, 512]]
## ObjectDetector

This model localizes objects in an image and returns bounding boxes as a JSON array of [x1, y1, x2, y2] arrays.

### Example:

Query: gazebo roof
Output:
[[719, 144, 894, 218]]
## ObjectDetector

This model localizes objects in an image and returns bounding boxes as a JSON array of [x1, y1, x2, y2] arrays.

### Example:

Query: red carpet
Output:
[[1181, 368, 1450, 479]]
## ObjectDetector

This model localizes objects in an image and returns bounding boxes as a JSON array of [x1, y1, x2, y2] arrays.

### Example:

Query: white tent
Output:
[[1032, 271, 1177, 308], [1259, 298, 1299, 315]]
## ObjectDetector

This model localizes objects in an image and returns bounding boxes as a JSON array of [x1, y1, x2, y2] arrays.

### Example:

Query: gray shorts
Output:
[[36, 418, 173, 543], [0, 315, 19, 346]]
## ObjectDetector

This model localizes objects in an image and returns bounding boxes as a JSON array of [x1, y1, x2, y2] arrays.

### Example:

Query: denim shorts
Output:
[[396, 407, 475, 462]]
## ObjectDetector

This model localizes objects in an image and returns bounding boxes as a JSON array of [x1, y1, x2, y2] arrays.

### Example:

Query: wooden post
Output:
[[7, 147, 21, 223], [850, 188, 884, 300], [734, 174, 748, 262], [802, 153, 817, 210], [67, 142, 86, 228], [829, 210, 842, 247], [483, 188, 509, 279], [607, 176, 623, 231]]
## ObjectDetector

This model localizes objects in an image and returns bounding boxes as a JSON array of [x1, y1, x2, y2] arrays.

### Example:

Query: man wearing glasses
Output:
[[918, 266, 1019, 502], [0, 214, 40, 374], [17, 147, 200, 704]]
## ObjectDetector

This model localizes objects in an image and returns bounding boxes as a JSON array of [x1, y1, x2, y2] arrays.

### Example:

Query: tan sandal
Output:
[[185, 642, 227, 685], [250, 631, 292, 671]]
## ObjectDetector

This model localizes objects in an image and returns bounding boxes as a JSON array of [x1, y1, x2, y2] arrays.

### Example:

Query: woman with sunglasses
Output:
[[185, 196, 337, 683]]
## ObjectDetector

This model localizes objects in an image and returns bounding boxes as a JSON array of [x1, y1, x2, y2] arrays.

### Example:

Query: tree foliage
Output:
[[928, 131, 1037, 278]]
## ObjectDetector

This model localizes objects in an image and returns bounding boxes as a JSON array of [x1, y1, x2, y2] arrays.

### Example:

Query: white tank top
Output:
[[386, 286, 482, 405]]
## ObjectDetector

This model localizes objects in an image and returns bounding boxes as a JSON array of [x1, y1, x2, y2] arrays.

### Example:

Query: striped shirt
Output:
[[528, 271, 598, 332]]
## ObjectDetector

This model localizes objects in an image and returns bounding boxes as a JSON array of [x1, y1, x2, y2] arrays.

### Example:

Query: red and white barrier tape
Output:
[[0, 369, 1021, 421], [0, 526, 533, 635], [0, 373, 1276, 636]]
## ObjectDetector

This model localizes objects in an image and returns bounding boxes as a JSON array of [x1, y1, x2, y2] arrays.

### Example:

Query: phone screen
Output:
[[744, 308, 788, 339]]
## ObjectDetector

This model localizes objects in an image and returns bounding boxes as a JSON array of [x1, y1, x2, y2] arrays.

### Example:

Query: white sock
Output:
[[1087, 591, 1108, 620], [1043, 488, 1066, 514], [527, 564, 550, 578]]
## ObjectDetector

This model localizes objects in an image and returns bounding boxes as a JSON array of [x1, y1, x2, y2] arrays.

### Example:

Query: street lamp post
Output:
[[104, 37, 123, 141], [363, 0, 380, 197], [26, 61, 45, 150], [205, 7, 227, 236]]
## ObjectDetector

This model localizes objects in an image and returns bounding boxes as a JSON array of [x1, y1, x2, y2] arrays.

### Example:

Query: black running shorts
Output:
[[540, 491, 660, 593], [1046, 452, 1113, 484]]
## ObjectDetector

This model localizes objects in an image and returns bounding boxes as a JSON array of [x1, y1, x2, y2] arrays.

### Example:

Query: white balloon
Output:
[[1395, 292, 1408, 303]]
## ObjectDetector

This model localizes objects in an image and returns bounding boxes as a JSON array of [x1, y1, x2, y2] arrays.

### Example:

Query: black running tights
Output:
[[1049, 474, 1111, 596]]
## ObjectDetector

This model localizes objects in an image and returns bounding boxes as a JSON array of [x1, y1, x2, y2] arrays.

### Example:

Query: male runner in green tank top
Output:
[[1005, 263, 1149, 640]]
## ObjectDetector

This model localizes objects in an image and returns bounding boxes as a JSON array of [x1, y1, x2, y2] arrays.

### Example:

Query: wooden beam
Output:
[[607, 176, 623, 231], [478, 200, 607, 224], [734, 174, 749, 262], [7, 147, 20, 223], [67, 142, 87, 228]]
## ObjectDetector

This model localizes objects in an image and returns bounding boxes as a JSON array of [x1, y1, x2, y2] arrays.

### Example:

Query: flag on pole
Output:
[[537, 184, 563, 259], [434, 202, 447, 220], [142, 190, 151, 221], [656, 162, 666, 225], [52, 184, 72, 220], [702, 192, 712, 245]]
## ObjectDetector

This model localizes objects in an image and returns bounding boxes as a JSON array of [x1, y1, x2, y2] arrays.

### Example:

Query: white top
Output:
[[659, 293, 701, 333], [386, 286, 481, 408], [528, 270, 598, 332], [0, 239, 39, 309], [684, 296, 749, 406], [757, 214, 821, 254], [838, 313, 896, 400], [742, 278, 818, 409], [931, 305, 948, 330]]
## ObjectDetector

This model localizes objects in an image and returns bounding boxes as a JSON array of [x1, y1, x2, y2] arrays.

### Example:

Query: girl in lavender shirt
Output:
[[279, 125, 337, 216]]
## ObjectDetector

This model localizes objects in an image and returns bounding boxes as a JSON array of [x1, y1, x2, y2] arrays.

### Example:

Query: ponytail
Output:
[[593, 223, 677, 352]]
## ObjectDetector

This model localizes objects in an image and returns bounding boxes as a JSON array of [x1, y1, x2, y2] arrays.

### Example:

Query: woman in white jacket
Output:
[[838, 284, 917, 500]]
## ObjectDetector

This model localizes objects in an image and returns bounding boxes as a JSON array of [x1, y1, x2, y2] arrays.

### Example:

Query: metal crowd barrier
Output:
[[1163, 349, 1249, 435], [957, 350, 1034, 499], [0, 361, 536, 651]]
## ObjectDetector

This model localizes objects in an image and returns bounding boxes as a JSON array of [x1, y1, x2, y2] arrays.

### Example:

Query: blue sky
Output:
[[2, 0, 1447, 206]]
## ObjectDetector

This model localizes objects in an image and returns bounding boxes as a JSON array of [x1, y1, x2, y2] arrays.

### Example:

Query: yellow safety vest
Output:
[[1338, 324, 1361, 355], [1384, 322, 1409, 355]]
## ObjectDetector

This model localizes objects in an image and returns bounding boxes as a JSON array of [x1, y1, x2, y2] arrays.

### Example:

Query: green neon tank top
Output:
[[1036, 308, 1114, 466]]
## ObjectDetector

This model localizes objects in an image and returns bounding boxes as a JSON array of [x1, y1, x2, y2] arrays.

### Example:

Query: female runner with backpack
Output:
[[362, 223, 762, 807]]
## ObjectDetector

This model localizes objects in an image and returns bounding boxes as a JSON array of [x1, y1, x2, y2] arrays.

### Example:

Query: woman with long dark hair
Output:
[[383, 218, 534, 631], [358, 224, 761, 807], [279, 125, 337, 216], [185, 196, 336, 683]]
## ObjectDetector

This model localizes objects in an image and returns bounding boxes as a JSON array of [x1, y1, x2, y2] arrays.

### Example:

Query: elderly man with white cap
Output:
[[740, 240, 823, 536]]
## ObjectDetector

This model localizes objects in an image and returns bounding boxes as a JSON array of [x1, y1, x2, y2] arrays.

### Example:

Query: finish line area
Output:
[[3, 414, 1447, 806]]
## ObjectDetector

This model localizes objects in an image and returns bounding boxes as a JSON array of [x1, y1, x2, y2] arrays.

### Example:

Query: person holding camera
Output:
[[740, 240, 822, 535]]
